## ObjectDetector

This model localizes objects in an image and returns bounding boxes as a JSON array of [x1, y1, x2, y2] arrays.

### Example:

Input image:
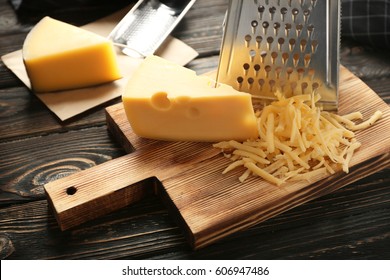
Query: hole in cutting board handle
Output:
[[66, 186, 77, 195]]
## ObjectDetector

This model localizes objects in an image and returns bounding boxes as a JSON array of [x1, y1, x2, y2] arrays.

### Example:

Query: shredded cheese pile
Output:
[[213, 93, 383, 186]]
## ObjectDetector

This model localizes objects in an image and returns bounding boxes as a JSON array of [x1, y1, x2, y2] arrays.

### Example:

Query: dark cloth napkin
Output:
[[8, 0, 132, 25], [342, 0, 390, 49]]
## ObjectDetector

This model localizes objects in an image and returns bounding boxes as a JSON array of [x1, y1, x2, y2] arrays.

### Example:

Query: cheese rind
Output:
[[122, 55, 258, 142], [22, 16, 121, 92]]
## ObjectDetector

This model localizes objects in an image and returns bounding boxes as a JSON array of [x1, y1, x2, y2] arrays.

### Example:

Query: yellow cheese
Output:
[[122, 55, 258, 142], [22, 16, 121, 92], [213, 94, 383, 186]]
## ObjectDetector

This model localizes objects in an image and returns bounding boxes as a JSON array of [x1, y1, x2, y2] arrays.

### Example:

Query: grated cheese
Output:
[[213, 93, 383, 186]]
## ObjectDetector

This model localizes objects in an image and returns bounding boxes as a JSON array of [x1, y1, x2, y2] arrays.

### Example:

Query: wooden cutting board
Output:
[[44, 66, 390, 249]]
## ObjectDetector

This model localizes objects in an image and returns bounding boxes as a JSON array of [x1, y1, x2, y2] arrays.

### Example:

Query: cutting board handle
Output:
[[44, 139, 217, 231], [44, 152, 159, 231]]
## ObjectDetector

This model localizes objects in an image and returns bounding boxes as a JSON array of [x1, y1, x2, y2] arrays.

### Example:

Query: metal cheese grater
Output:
[[108, 0, 196, 58], [216, 0, 340, 110]]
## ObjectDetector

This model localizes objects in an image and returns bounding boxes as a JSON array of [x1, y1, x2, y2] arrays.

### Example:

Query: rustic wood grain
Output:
[[0, 197, 184, 259], [164, 169, 390, 259], [44, 138, 219, 231], [0, 86, 121, 141], [1, 168, 388, 259], [0, 234, 15, 259], [340, 43, 390, 81], [0, 126, 125, 204], [43, 66, 390, 249]]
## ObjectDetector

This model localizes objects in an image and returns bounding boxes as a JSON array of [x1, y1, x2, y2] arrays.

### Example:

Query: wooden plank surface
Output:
[[107, 66, 390, 249], [44, 66, 390, 249]]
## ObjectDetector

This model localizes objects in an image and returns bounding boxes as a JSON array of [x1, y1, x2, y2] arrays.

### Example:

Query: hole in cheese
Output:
[[151, 92, 171, 110], [187, 107, 200, 119], [122, 55, 258, 142]]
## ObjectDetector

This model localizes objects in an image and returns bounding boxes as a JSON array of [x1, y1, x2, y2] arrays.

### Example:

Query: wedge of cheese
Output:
[[122, 55, 258, 142], [22, 16, 121, 92]]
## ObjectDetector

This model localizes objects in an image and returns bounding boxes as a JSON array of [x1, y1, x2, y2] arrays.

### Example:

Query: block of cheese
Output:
[[122, 55, 258, 142], [22, 16, 121, 92]]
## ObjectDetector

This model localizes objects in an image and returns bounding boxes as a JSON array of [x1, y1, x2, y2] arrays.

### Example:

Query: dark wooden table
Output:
[[1, 0, 389, 260]]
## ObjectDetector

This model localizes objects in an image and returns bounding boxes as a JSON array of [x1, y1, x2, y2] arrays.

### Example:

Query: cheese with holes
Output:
[[22, 16, 121, 92], [122, 55, 258, 142]]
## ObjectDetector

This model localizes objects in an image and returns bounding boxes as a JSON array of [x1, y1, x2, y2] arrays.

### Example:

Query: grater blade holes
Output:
[[256, 36, 263, 48], [308, 68, 315, 79], [297, 68, 305, 79], [258, 79, 265, 90], [301, 82, 308, 94], [282, 52, 289, 64], [285, 23, 292, 36], [260, 51, 267, 63], [217, 0, 339, 109], [269, 6, 277, 20], [304, 54, 311, 67], [286, 67, 294, 79], [307, 24, 314, 38], [245, 34, 252, 47], [267, 37, 274, 50], [275, 66, 282, 78], [262, 21, 270, 34], [271, 52, 278, 64], [289, 38, 296, 51], [254, 64, 261, 75], [265, 65, 272, 78], [312, 82, 319, 91], [249, 49, 257, 61], [303, 9, 311, 23], [311, 40, 318, 53], [280, 7, 288, 21], [269, 79, 276, 92], [258, 5, 265, 19], [237, 76, 244, 89], [292, 8, 299, 22], [278, 37, 285, 50], [300, 39, 307, 52], [273, 22, 281, 36], [248, 77, 255, 89], [296, 24, 303, 37], [293, 53, 300, 67], [290, 81, 298, 94], [243, 63, 250, 75], [251, 20, 258, 33]]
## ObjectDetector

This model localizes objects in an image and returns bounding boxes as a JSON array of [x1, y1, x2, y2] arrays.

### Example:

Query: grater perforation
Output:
[[108, 0, 196, 58], [217, 0, 340, 110]]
